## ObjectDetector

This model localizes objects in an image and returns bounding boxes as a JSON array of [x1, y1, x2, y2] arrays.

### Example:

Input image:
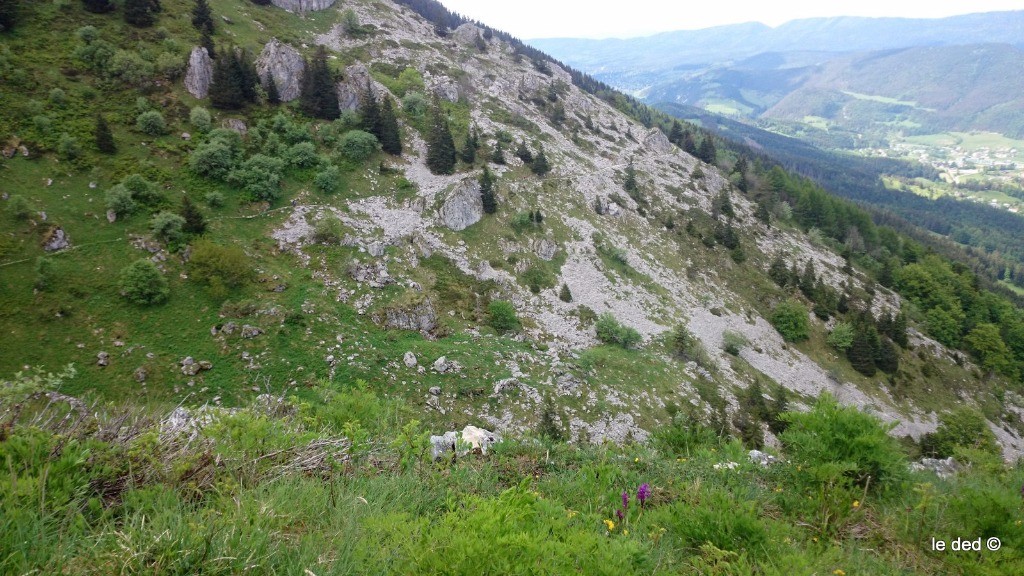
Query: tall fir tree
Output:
[[179, 195, 207, 235], [848, 316, 880, 377], [209, 48, 243, 109], [425, 104, 456, 175], [94, 114, 116, 154], [697, 134, 717, 164], [681, 130, 698, 156], [479, 165, 497, 214], [191, 0, 214, 35], [200, 31, 216, 61], [490, 140, 506, 165], [379, 96, 402, 155], [237, 49, 259, 103], [265, 74, 281, 104], [669, 120, 684, 146], [459, 132, 476, 164], [359, 83, 382, 137], [83, 0, 115, 14], [124, 0, 157, 27], [515, 140, 533, 163], [299, 47, 340, 120], [623, 157, 638, 195], [531, 145, 550, 176]]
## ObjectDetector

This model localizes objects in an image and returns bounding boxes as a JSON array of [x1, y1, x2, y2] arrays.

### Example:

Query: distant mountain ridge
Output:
[[531, 11, 1024, 89]]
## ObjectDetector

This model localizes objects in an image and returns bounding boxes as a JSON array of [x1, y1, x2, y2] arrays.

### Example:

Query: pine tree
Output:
[[179, 195, 207, 235], [460, 132, 476, 164], [875, 337, 900, 374], [479, 165, 496, 214], [848, 316, 880, 377], [359, 82, 381, 137], [799, 261, 817, 300], [191, 0, 214, 35], [892, 311, 909, 348], [124, 0, 157, 27], [299, 47, 339, 120], [83, 0, 115, 14], [682, 130, 697, 156], [697, 134, 717, 164], [379, 96, 401, 155], [515, 140, 533, 163], [490, 140, 506, 165], [200, 31, 216, 61], [623, 157, 638, 195], [769, 255, 789, 287], [94, 114, 116, 154], [669, 120, 684, 146], [265, 73, 281, 104], [237, 48, 259, 104], [425, 104, 456, 175], [755, 200, 771, 227], [209, 48, 243, 109], [559, 283, 572, 302], [531, 145, 550, 176]]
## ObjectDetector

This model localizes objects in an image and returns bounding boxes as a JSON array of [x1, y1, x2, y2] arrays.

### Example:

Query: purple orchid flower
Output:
[[637, 483, 651, 506], [622, 490, 629, 509]]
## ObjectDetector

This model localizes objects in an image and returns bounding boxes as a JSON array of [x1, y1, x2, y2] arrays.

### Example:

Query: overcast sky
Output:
[[438, 0, 1024, 39]]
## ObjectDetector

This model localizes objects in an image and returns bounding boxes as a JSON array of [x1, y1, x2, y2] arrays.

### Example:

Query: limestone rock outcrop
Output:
[[184, 47, 213, 99], [270, 0, 336, 12], [257, 39, 305, 102], [439, 179, 483, 231]]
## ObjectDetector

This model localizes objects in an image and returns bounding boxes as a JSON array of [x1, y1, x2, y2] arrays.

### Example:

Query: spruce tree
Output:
[[124, 0, 157, 27], [237, 49, 259, 104], [623, 157, 638, 195], [892, 312, 909, 348], [94, 114, 116, 154], [460, 132, 476, 164], [669, 120, 684, 146], [559, 283, 572, 302], [531, 145, 550, 176], [425, 104, 456, 175], [359, 83, 381, 137], [265, 74, 281, 105], [192, 0, 214, 35], [697, 134, 717, 164], [379, 96, 401, 155], [682, 130, 698, 156], [515, 140, 533, 163], [83, 0, 115, 14], [848, 316, 880, 377], [179, 195, 207, 235], [479, 166, 496, 214], [209, 48, 243, 109], [299, 47, 339, 120], [490, 140, 506, 165], [799, 261, 817, 300], [201, 31, 216, 61]]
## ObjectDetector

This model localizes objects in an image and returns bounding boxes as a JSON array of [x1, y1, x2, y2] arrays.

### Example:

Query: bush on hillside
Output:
[[119, 259, 169, 305]]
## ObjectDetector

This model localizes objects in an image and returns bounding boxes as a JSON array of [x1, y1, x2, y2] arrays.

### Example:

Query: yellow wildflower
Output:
[[834, 570, 846, 576], [852, 500, 860, 508], [623, 529, 629, 536], [567, 510, 578, 519], [812, 537, 819, 543], [604, 519, 616, 531], [635, 457, 640, 462]]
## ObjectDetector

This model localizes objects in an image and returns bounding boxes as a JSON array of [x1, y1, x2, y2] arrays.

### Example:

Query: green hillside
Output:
[[3, 1, 1024, 574]]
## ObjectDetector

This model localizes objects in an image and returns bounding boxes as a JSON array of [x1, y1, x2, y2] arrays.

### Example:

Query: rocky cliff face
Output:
[[184, 47, 212, 99], [271, 0, 336, 12], [257, 39, 305, 102]]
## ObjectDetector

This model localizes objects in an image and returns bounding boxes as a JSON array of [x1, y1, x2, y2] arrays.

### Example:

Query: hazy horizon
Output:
[[437, 0, 1024, 40]]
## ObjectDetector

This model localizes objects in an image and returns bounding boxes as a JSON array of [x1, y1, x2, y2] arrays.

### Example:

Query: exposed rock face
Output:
[[185, 47, 212, 99], [535, 238, 558, 261], [241, 325, 263, 339], [428, 76, 461, 103], [257, 39, 305, 102], [97, 352, 110, 367], [270, 0, 336, 12], [223, 119, 248, 135], [42, 227, 70, 252], [349, 260, 393, 287], [748, 450, 779, 467], [452, 23, 482, 46], [439, 179, 483, 231], [403, 351, 418, 367], [643, 128, 673, 154], [336, 64, 374, 111], [910, 457, 960, 479], [430, 425, 501, 460], [432, 356, 463, 374], [374, 299, 437, 335]]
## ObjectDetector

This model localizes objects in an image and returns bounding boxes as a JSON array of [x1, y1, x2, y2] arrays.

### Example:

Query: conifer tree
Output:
[[192, 0, 214, 35], [799, 261, 817, 300], [697, 134, 717, 164], [892, 311, 909, 348], [0, 0, 18, 32], [623, 157, 638, 195], [201, 31, 216, 61], [460, 132, 476, 164], [531, 145, 550, 176], [669, 120, 684, 146], [848, 316, 880, 377], [681, 130, 697, 156], [209, 48, 243, 109], [237, 48, 259, 104], [379, 96, 401, 155], [179, 195, 207, 235], [769, 255, 789, 287], [83, 0, 115, 14], [479, 165, 496, 214], [515, 140, 533, 163], [265, 74, 281, 105], [425, 104, 456, 175], [124, 0, 157, 27], [559, 283, 572, 302], [490, 140, 506, 165], [94, 114, 116, 154], [359, 83, 381, 137], [299, 47, 340, 120]]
